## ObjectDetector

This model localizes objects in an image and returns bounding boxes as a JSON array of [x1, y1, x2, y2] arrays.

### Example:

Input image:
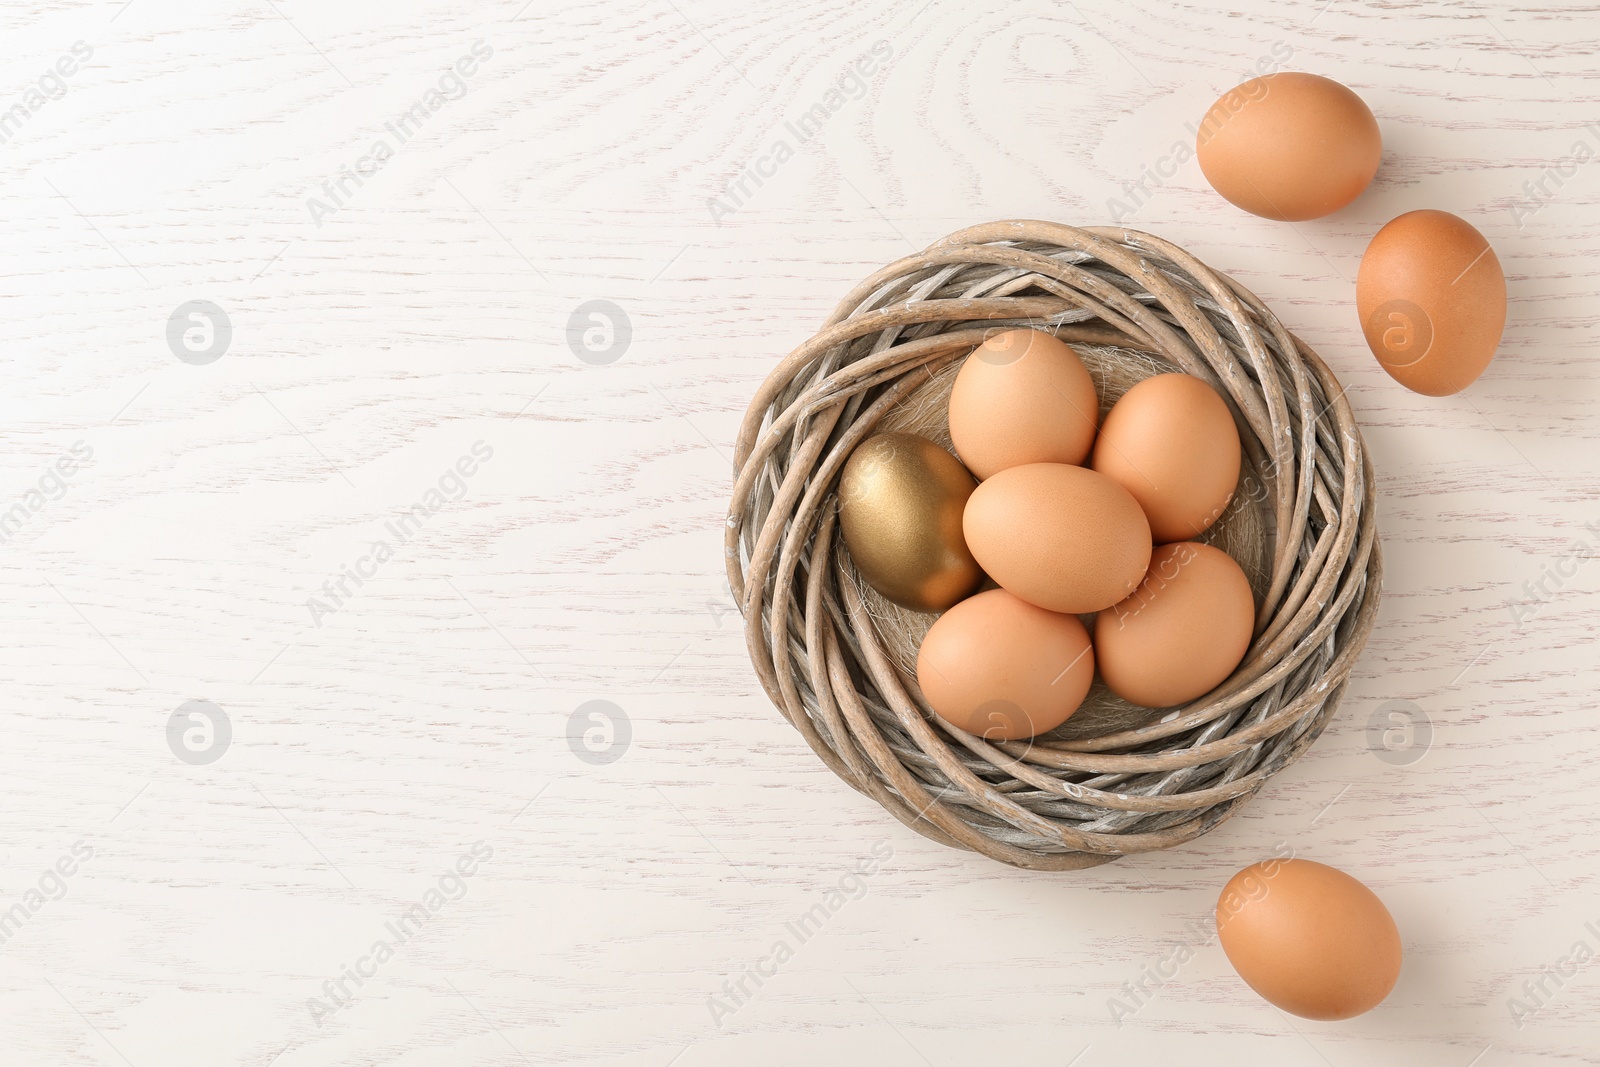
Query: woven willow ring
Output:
[[727, 219, 1381, 871]]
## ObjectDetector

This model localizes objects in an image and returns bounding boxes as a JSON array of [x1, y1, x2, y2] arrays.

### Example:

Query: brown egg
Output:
[[1094, 542, 1253, 708], [1217, 858, 1403, 1021], [1196, 72, 1381, 221], [1357, 209, 1507, 396], [916, 589, 1093, 740], [838, 433, 982, 613], [1091, 373, 1241, 543], [963, 463, 1151, 614], [947, 328, 1099, 479]]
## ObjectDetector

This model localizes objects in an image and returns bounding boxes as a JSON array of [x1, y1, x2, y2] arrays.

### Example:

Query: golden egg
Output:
[[838, 432, 983, 613]]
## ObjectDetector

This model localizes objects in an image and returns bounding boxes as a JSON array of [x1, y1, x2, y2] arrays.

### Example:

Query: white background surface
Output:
[[2, 0, 1597, 1063]]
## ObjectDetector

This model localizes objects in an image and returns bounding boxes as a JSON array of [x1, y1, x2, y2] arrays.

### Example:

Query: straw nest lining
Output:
[[726, 220, 1381, 871]]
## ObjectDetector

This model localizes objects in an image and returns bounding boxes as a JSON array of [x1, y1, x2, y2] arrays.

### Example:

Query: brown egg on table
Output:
[[1216, 858, 1403, 1021], [838, 432, 982, 613], [1357, 209, 1507, 396], [1091, 373, 1242, 543], [947, 327, 1099, 479], [1094, 542, 1253, 708], [1196, 72, 1382, 221], [915, 588, 1094, 740], [964, 463, 1152, 614]]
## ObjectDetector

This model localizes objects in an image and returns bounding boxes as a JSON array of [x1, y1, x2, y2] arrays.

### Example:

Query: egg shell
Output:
[[1196, 72, 1382, 221], [1094, 542, 1253, 708], [963, 463, 1152, 614], [838, 433, 982, 613], [1091, 373, 1242, 543], [1356, 209, 1507, 396], [1216, 858, 1403, 1021], [915, 589, 1093, 741], [947, 328, 1099, 479]]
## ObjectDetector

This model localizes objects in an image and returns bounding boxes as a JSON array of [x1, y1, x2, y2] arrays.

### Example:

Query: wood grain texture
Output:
[[1, 0, 1597, 1063]]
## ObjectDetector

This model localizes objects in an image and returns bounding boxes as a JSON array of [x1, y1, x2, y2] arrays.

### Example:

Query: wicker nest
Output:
[[727, 220, 1381, 871]]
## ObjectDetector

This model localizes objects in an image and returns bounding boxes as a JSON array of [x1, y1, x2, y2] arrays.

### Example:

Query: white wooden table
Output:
[[2, 0, 1596, 1063]]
